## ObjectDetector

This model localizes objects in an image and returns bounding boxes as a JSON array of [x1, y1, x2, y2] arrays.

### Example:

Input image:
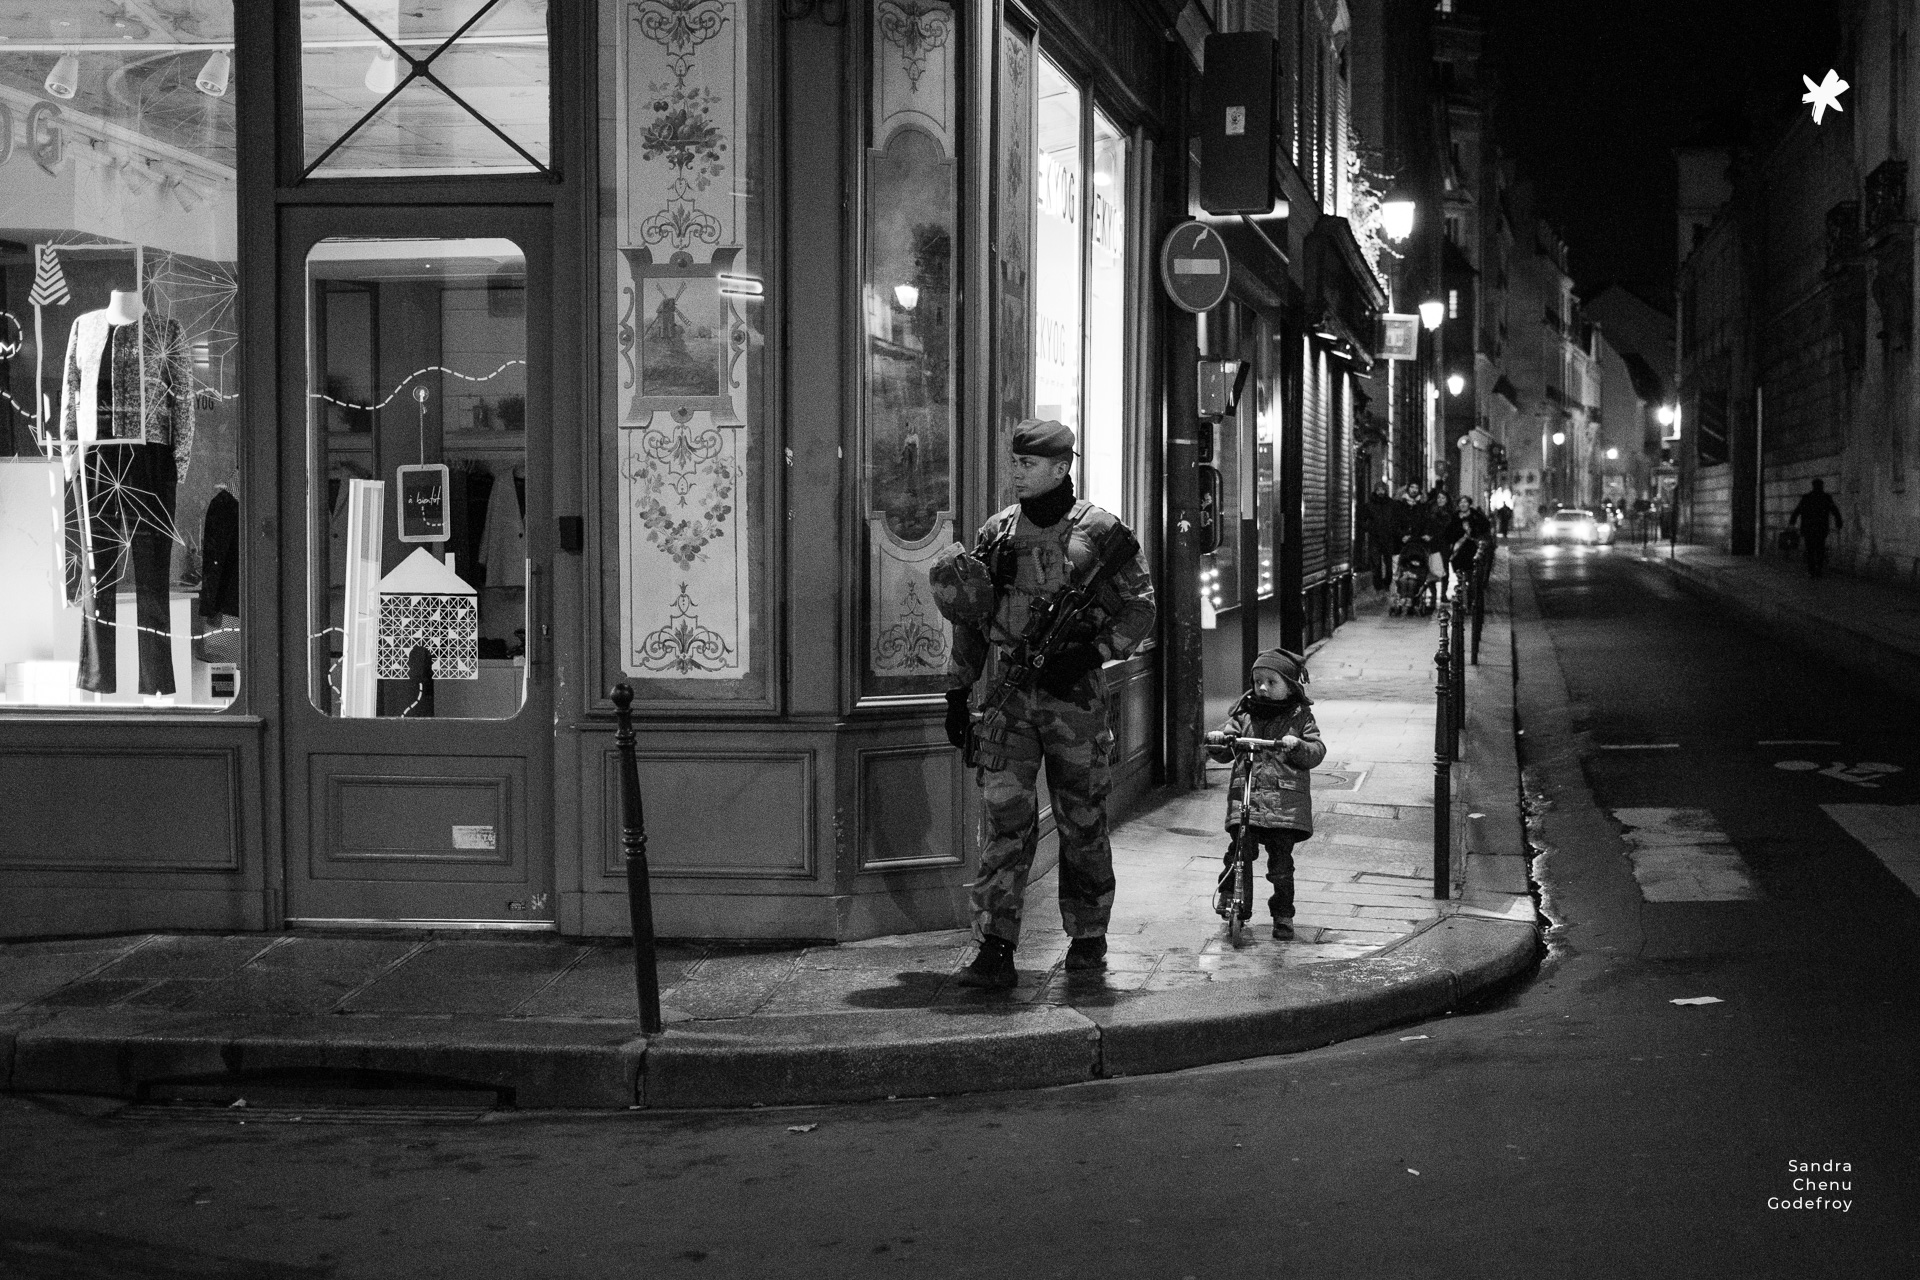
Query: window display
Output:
[[0, 2, 241, 709], [305, 237, 529, 719]]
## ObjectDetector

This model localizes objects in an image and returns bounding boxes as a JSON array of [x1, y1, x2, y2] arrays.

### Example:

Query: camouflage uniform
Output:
[[942, 500, 1155, 945]]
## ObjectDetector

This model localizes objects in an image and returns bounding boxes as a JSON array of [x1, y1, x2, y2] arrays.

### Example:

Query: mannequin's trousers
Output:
[[65, 443, 177, 696]]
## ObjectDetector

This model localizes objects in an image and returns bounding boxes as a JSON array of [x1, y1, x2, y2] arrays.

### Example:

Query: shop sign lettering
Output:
[[1037, 150, 1078, 225]]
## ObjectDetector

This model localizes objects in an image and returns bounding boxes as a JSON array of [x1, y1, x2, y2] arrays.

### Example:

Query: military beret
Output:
[[926, 542, 997, 627], [1010, 418, 1076, 458]]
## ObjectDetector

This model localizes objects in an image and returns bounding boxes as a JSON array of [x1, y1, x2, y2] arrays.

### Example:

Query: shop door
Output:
[[280, 207, 553, 927]]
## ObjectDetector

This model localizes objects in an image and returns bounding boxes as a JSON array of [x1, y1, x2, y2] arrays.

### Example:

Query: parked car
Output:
[[1538, 508, 1614, 545]]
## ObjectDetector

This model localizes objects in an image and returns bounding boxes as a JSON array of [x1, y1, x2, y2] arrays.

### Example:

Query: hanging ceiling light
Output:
[[364, 47, 400, 95], [45, 51, 80, 100], [196, 48, 232, 98]]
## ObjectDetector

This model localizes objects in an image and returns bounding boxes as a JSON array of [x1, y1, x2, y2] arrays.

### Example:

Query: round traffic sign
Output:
[[1160, 220, 1231, 313]]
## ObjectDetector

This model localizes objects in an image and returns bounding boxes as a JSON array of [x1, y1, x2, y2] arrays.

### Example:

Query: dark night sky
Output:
[[1481, 0, 1841, 303]]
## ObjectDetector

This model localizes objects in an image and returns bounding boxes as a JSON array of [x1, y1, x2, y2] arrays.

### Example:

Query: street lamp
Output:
[[1381, 187, 1417, 243], [1446, 372, 1465, 396], [1655, 404, 1676, 426], [1551, 431, 1566, 446], [1605, 446, 1619, 460], [1418, 299, 1446, 330]]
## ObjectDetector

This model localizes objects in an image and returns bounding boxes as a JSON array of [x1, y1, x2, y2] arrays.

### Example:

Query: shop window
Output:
[[1085, 110, 1129, 515], [300, 0, 551, 179], [0, 4, 242, 710], [305, 238, 529, 718], [1033, 55, 1082, 440], [861, 0, 960, 692]]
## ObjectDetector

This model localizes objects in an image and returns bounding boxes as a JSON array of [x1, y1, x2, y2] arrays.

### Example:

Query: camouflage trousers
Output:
[[971, 685, 1116, 946]]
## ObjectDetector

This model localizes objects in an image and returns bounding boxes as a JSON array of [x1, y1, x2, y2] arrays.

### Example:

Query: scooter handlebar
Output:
[[1205, 732, 1285, 750]]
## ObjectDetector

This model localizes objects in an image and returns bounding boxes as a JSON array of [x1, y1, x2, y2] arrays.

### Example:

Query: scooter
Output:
[[1205, 732, 1284, 945]]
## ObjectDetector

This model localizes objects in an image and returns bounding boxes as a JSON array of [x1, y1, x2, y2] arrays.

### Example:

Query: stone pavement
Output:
[[0, 560, 1537, 1111], [1639, 542, 1920, 701]]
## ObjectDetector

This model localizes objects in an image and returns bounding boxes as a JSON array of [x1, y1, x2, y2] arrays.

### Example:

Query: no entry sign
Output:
[[1160, 220, 1231, 313]]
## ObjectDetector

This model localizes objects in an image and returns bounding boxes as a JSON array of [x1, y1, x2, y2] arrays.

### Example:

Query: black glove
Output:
[[944, 688, 972, 749], [1037, 643, 1105, 700]]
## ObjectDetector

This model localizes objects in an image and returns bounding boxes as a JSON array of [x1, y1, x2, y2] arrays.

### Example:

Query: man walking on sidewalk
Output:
[[928, 419, 1155, 989], [1788, 479, 1844, 578]]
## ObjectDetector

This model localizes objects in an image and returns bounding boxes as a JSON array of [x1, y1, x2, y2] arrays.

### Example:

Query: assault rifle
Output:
[[965, 521, 1141, 769]]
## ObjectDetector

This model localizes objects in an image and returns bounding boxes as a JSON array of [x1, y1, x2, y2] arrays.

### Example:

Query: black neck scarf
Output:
[[1020, 473, 1077, 528]]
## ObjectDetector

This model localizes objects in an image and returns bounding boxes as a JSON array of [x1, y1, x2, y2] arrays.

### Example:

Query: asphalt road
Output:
[[4, 545, 1917, 1279]]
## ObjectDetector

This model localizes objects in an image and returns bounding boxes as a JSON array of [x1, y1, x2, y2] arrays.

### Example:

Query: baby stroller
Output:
[[1390, 544, 1435, 617]]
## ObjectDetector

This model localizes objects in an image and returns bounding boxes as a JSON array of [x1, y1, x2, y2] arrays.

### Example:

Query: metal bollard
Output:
[[612, 684, 664, 1035], [1433, 621, 1452, 900], [1451, 582, 1467, 738]]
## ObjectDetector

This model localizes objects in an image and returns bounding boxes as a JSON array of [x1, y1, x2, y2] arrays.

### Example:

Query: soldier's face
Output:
[[1009, 453, 1071, 498]]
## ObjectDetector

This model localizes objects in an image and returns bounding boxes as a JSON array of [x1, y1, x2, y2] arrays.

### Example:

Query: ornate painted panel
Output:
[[614, 0, 760, 685], [862, 0, 959, 691]]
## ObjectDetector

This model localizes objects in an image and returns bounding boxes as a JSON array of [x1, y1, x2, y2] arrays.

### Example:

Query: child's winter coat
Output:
[[1206, 692, 1328, 834]]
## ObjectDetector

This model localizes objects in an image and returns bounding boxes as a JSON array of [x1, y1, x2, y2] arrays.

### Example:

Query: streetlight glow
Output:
[[1552, 431, 1567, 446], [1656, 404, 1676, 426], [1418, 300, 1446, 330], [1446, 373, 1465, 396], [1381, 193, 1417, 242], [1606, 447, 1619, 459]]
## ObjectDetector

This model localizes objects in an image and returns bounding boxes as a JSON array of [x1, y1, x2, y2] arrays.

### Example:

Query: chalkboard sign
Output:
[[396, 464, 450, 543]]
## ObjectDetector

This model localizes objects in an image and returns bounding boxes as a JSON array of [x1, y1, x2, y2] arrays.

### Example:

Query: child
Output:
[[1206, 648, 1327, 940]]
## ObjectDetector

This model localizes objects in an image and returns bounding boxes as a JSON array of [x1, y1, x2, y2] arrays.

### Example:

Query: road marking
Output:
[[1758, 739, 1842, 746], [1610, 808, 1761, 901], [1598, 743, 1681, 750], [1775, 760, 1905, 788], [1822, 805, 1920, 897]]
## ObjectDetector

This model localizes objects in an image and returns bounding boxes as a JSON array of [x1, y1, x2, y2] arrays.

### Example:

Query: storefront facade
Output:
[[0, 0, 1196, 942]]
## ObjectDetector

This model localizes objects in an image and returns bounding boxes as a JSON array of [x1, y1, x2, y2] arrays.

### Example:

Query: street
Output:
[[6, 546, 1919, 1279]]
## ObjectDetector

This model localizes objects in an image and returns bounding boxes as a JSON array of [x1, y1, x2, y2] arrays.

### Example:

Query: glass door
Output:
[[280, 206, 552, 927]]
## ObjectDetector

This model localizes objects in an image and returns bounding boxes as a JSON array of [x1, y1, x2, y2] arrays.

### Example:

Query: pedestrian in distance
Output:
[[1788, 478, 1843, 578], [1495, 499, 1514, 538], [1444, 494, 1493, 578], [1421, 487, 1454, 586], [926, 419, 1156, 990], [1205, 649, 1327, 940], [1364, 480, 1397, 590]]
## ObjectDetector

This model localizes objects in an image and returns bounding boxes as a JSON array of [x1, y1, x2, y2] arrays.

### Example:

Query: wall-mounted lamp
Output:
[[1381, 188, 1416, 242], [196, 48, 232, 98], [45, 52, 80, 100], [893, 283, 920, 311], [1605, 447, 1620, 460], [1551, 431, 1567, 446], [1655, 404, 1676, 426], [1418, 299, 1445, 330], [364, 48, 400, 96], [1446, 373, 1466, 396]]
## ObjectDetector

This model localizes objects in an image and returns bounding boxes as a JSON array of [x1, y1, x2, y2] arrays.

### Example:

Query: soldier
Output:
[[927, 419, 1155, 989]]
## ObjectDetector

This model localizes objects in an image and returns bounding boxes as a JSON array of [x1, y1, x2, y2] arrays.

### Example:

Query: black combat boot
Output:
[[956, 936, 1017, 989], [1064, 935, 1108, 972]]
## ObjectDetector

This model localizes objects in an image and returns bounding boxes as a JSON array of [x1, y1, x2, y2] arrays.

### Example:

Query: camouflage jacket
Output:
[[1206, 693, 1327, 834], [947, 500, 1155, 692]]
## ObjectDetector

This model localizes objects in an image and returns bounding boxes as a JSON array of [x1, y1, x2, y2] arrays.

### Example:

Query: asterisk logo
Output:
[[1802, 69, 1849, 125]]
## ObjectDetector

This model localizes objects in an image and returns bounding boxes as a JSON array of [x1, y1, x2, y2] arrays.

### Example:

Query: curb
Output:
[[2, 1011, 646, 1110]]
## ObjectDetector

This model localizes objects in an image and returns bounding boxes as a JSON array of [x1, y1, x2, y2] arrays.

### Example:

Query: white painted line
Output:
[[1610, 808, 1760, 901], [1822, 804, 1920, 897], [1598, 743, 1681, 750], [1758, 739, 1842, 746]]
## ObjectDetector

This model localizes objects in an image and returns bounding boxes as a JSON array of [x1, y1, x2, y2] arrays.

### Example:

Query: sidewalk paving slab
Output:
[[0, 554, 1539, 1110]]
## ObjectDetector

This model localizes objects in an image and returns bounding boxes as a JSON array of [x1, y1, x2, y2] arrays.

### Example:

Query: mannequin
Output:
[[103, 288, 145, 326], [56, 290, 193, 696]]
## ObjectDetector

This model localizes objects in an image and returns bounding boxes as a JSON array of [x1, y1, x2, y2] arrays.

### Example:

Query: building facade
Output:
[[0, 0, 1418, 943]]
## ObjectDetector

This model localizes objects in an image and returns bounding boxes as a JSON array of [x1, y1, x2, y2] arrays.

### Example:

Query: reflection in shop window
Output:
[[300, 0, 551, 179], [306, 238, 529, 720], [0, 2, 241, 711], [1085, 109, 1128, 515], [1033, 55, 1081, 437]]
